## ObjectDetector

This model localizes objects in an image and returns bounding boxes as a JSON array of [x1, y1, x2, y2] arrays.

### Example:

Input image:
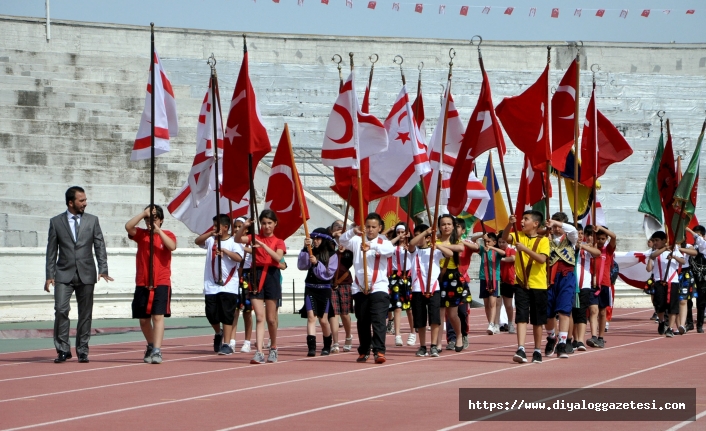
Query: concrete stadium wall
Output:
[[2, 15, 705, 320]]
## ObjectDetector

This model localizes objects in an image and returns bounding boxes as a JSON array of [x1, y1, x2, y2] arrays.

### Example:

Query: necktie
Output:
[[72, 215, 80, 241]]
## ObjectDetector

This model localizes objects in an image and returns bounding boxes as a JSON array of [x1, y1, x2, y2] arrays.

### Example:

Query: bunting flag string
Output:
[[276, 1, 698, 18]]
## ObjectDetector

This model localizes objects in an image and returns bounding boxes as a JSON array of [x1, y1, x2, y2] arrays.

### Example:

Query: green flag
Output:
[[671, 124, 704, 243], [638, 133, 665, 224], [400, 180, 426, 218]]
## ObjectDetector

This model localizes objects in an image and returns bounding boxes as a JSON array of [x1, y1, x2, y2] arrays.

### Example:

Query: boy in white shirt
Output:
[[195, 214, 244, 355], [646, 231, 685, 337], [338, 213, 394, 364], [572, 225, 601, 350]]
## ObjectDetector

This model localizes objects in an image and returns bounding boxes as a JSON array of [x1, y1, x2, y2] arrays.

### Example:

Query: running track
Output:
[[0, 309, 703, 431]]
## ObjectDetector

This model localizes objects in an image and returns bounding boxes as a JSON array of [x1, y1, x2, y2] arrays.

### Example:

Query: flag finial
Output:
[[242, 34, 247, 54], [349, 52, 354, 70], [591, 63, 600, 84], [393, 54, 405, 85], [471, 35, 482, 58], [657, 110, 665, 134]]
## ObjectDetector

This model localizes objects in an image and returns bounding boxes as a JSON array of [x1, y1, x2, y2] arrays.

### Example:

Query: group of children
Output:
[[124, 204, 705, 366]]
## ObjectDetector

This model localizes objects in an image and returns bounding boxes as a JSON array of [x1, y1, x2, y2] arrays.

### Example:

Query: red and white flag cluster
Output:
[[132, 51, 178, 161]]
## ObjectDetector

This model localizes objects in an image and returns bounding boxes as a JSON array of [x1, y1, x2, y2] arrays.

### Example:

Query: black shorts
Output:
[[304, 286, 334, 319], [132, 285, 171, 318], [572, 289, 591, 324], [500, 282, 515, 298], [653, 282, 680, 315], [411, 291, 441, 328], [597, 285, 612, 309], [514, 286, 548, 326], [249, 266, 282, 301], [205, 292, 238, 326]]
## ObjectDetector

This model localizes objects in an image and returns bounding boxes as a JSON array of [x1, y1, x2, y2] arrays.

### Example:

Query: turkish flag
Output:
[[321, 0, 329, 4], [515, 156, 546, 230], [641, 9, 650, 17], [448, 69, 505, 215], [460, 6, 468, 16], [495, 64, 549, 171], [579, 88, 634, 187], [264, 127, 309, 240], [367, 1, 376, 9], [551, 8, 559, 18], [273, 0, 280, 3], [551, 59, 578, 171], [221, 49, 272, 203], [686, 10, 695, 15], [415, 3, 423, 13], [504, 7, 514, 15], [596, 9, 605, 17]]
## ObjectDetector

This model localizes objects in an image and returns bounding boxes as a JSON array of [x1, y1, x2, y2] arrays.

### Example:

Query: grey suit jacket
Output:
[[45, 212, 109, 285]]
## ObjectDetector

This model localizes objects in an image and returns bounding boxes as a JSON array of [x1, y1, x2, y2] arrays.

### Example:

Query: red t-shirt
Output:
[[254, 234, 286, 267], [597, 241, 616, 287], [500, 246, 516, 284], [129, 227, 176, 286]]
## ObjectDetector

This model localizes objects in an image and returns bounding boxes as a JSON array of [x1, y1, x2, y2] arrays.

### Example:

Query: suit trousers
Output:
[[53, 272, 94, 355], [353, 291, 389, 356]]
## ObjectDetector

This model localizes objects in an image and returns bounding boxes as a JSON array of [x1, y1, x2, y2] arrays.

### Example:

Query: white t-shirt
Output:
[[338, 229, 394, 295], [391, 245, 414, 273], [651, 248, 683, 283], [410, 247, 444, 293], [576, 248, 593, 289], [201, 236, 244, 295], [681, 244, 693, 269]]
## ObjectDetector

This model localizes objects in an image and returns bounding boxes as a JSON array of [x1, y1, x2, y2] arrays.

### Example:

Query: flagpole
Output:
[[413, 61, 433, 223], [285, 123, 312, 257], [544, 46, 552, 220], [244, 34, 258, 294], [350, 53, 370, 295], [343, 186, 352, 230], [590, 70, 598, 229], [427, 48, 455, 297], [557, 175, 563, 213], [148, 22, 155, 289], [208, 54, 224, 284], [573, 51, 581, 228]]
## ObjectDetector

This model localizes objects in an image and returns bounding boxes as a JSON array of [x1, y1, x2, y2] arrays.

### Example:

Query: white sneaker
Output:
[[487, 323, 495, 335], [343, 337, 353, 352], [492, 324, 500, 335], [395, 335, 403, 346], [407, 333, 416, 346], [240, 340, 251, 353], [229, 339, 237, 351], [508, 323, 516, 334]]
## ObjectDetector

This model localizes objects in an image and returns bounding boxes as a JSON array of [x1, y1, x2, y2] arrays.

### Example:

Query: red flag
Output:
[[687, 10, 695, 15], [504, 7, 514, 15], [579, 88, 634, 187], [551, 59, 578, 171], [221, 49, 272, 203], [515, 156, 546, 229], [596, 9, 605, 17], [658, 129, 677, 243], [460, 6, 468, 16], [273, 0, 280, 3], [264, 128, 309, 240], [448, 69, 505, 215], [415, 3, 423, 13], [551, 8, 559, 18], [367, 1, 376, 9], [495, 64, 549, 171], [412, 90, 425, 133], [641, 9, 650, 17], [321, 0, 329, 4]]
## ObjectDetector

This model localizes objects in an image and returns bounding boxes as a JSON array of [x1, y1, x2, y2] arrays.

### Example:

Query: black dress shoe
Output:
[[78, 354, 89, 363], [54, 351, 72, 363]]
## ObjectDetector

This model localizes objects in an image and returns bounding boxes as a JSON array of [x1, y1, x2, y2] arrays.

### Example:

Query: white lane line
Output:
[[665, 409, 706, 431]]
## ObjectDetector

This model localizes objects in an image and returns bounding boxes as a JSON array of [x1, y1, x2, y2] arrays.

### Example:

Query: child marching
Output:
[[389, 223, 414, 347]]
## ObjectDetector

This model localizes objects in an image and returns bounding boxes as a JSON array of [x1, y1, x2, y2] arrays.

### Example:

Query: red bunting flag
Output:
[[529, 7, 536, 17], [641, 9, 650, 17], [596, 9, 605, 17], [687, 10, 695, 15], [221, 47, 272, 204], [460, 6, 468, 15], [439, 5, 445, 14], [321, 0, 328, 4], [273, 0, 280, 3], [620, 9, 629, 18], [551, 8, 559, 18], [504, 7, 513, 15], [574, 8, 582, 17], [482, 6, 490, 14], [367, 1, 376, 9], [415, 3, 423, 13], [264, 127, 309, 240]]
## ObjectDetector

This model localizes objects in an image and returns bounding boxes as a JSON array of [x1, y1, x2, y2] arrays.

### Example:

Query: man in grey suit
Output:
[[45, 186, 113, 363]]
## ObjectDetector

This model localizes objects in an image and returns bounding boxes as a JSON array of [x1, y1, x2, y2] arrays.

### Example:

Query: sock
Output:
[[230, 339, 236, 345], [559, 332, 568, 344], [548, 329, 556, 339], [518, 345, 525, 352], [534, 348, 541, 354]]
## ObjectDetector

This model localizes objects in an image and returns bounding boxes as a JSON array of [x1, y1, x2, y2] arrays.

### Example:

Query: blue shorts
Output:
[[479, 279, 500, 298], [597, 285, 612, 309], [548, 271, 576, 316]]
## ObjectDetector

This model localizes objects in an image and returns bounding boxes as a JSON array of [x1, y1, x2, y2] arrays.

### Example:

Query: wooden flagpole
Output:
[[208, 54, 224, 283], [285, 123, 312, 257], [426, 48, 455, 297], [148, 23, 155, 289], [243, 34, 259, 293], [413, 62, 433, 224], [573, 52, 581, 228], [544, 46, 552, 220]]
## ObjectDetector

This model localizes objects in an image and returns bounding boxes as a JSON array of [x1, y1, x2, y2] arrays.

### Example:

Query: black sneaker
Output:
[[532, 351, 543, 363], [356, 354, 370, 363], [665, 328, 674, 338], [430, 345, 441, 357], [594, 338, 605, 348], [556, 343, 568, 358], [218, 343, 234, 355], [650, 312, 659, 321], [213, 331, 223, 353], [544, 336, 557, 357], [416, 346, 428, 357], [685, 322, 694, 332], [513, 349, 527, 363], [658, 321, 666, 335], [571, 339, 578, 349], [564, 341, 574, 355], [499, 324, 509, 332], [586, 336, 597, 348], [143, 345, 154, 364], [698, 325, 704, 333], [576, 342, 586, 351], [446, 340, 456, 351]]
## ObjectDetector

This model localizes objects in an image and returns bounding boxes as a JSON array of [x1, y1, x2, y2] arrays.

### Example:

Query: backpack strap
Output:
[[516, 234, 542, 289]]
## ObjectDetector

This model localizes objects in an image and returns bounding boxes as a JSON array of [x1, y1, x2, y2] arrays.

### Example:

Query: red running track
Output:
[[0, 308, 703, 431]]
